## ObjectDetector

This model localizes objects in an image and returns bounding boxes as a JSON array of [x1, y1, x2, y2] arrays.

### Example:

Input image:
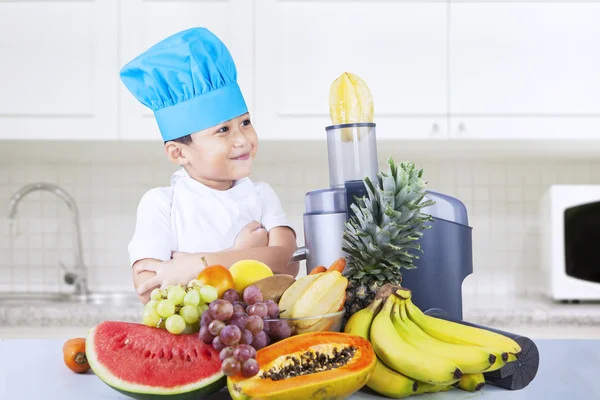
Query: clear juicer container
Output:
[[326, 123, 379, 188], [290, 123, 380, 272]]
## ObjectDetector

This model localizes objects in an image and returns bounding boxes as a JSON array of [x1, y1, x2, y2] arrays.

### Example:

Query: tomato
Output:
[[196, 262, 236, 298], [63, 338, 90, 373]]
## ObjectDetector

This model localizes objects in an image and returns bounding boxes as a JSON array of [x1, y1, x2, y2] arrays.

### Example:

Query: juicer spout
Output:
[[289, 246, 307, 263]]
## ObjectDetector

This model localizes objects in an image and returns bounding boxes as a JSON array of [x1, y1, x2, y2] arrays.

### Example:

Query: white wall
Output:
[[1, 141, 596, 301]]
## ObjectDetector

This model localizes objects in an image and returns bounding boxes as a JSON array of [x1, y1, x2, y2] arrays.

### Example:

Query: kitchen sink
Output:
[[0, 292, 140, 305]]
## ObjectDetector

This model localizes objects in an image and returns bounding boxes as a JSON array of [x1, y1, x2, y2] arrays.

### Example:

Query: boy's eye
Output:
[[218, 126, 229, 133], [242, 119, 251, 126]]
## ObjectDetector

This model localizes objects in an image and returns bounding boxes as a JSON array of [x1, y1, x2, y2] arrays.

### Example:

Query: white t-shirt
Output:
[[128, 168, 294, 267]]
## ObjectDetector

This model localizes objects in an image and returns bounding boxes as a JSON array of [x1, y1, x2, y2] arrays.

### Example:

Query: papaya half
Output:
[[227, 332, 376, 400]]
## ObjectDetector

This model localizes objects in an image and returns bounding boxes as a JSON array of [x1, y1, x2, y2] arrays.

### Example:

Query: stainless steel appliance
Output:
[[290, 122, 474, 320], [290, 122, 378, 274]]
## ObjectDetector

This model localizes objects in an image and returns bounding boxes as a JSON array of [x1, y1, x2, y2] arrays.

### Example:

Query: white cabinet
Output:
[[3, 0, 600, 146], [0, 0, 119, 140], [119, 0, 254, 140], [254, 0, 448, 141], [449, 2, 600, 140]]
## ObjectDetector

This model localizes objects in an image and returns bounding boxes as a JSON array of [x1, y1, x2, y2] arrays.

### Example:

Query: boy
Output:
[[120, 27, 299, 304]]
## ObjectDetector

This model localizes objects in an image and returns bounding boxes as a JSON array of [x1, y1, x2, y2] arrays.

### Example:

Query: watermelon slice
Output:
[[86, 321, 225, 399]]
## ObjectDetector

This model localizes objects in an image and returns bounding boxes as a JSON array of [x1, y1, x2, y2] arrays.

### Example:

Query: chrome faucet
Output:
[[7, 183, 89, 296]]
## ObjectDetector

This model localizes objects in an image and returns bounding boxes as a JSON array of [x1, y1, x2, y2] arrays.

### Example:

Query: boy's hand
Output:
[[233, 221, 268, 250], [134, 253, 201, 295]]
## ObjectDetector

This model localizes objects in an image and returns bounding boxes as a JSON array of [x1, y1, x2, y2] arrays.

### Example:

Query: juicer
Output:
[[289, 122, 378, 275], [289, 122, 474, 320]]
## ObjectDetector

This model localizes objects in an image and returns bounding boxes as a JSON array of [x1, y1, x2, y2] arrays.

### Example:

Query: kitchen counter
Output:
[[2, 292, 599, 330], [1, 338, 597, 399], [0, 300, 140, 328], [461, 294, 600, 328]]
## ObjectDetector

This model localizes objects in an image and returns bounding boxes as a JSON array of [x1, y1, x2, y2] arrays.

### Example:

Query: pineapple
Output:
[[342, 157, 435, 319]]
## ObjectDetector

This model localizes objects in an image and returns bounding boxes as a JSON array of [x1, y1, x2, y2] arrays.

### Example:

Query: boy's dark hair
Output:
[[165, 134, 193, 145]]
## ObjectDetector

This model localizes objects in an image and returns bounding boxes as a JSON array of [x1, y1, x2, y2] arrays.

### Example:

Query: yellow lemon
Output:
[[229, 260, 273, 293]]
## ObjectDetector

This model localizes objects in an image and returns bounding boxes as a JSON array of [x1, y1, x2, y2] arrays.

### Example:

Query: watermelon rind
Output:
[[86, 324, 226, 399]]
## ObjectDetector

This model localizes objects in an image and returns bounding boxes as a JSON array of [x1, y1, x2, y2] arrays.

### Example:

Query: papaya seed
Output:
[[261, 346, 357, 381]]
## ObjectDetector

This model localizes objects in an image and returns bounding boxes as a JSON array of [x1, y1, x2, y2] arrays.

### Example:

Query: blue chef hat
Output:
[[120, 27, 248, 141]]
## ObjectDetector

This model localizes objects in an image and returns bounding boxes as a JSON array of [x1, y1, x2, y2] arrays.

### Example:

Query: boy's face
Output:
[[165, 113, 258, 190]]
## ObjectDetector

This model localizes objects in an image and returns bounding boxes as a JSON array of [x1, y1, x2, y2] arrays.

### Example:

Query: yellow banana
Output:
[[396, 289, 514, 372], [472, 339, 517, 372], [391, 299, 497, 374], [415, 382, 456, 394], [369, 295, 463, 385], [343, 297, 383, 340], [400, 300, 506, 372], [367, 358, 420, 399], [486, 352, 518, 373], [486, 350, 516, 372], [344, 296, 420, 398], [404, 298, 522, 355], [395, 288, 412, 299], [458, 373, 485, 392]]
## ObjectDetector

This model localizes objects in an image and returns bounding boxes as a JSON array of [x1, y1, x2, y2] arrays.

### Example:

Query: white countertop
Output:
[[1, 338, 598, 399], [2, 292, 599, 343], [461, 293, 600, 327], [2, 292, 599, 330]]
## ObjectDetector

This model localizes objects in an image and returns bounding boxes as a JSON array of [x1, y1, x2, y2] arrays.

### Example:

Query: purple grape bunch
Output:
[[199, 285, 292, 377]]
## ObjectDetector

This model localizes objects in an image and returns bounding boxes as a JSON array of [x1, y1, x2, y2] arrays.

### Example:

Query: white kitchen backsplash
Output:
[[0, 153, 595, 299]]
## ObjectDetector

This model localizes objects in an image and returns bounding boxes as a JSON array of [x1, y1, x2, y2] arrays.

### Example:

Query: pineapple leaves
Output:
[[342, 157, 436, 282], [388, 157, 397, 176]]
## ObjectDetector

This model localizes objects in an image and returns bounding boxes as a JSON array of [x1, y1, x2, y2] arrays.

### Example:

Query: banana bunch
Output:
[[328, 72, 374, 142], [344, 285, 521, 398]]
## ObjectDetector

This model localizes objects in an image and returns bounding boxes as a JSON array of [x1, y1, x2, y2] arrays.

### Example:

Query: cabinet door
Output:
[[0, 0, 119, 140], [119, 0, 254, 140], [450, 2, 600, 140], [255, 0, 448, 141]]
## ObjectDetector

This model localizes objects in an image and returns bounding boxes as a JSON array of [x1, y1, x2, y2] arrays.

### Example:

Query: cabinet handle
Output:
[[457, 123, 466, 135], [431, 123, 439, 135]]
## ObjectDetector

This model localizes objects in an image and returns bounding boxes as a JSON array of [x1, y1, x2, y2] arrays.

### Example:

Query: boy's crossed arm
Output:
[[132, 221, 298, 304]]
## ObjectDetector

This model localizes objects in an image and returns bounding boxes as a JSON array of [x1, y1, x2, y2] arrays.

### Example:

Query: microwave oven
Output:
[[541, 185, 600, 301]]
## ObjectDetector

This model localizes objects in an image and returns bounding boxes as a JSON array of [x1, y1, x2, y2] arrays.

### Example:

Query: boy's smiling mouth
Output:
[[232, 153, 250, 161]]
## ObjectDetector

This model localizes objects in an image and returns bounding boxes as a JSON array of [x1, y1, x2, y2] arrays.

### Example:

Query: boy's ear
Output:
[[164, 142, 188, 166]]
